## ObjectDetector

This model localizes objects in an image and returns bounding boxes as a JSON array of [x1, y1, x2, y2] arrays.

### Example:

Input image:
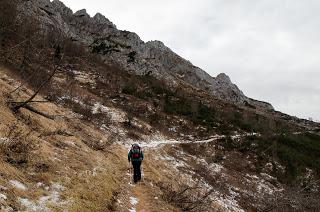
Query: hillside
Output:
[[19, 0, 275, 109], [1, 0, 320, 211]]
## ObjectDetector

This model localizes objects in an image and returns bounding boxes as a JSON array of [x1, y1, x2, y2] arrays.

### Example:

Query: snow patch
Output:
[[19, 182, 68, 211], [0, 193, 7, 200], [129, 196, 138, 212], [209, 163, 224, 173], [130, 196, 138, 205], [92, 102, 126, 122], [216, 196, 245, 212], [168, 126, 177, 132], [245, 174, 283, 195], [36, 182, 44, 188], [0, 137, 9, 143], [9, 180, 27, 190], [92, 102, 109, 114]]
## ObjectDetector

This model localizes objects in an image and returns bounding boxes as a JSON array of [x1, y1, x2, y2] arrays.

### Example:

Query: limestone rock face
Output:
[[18, 0, 273, 110]]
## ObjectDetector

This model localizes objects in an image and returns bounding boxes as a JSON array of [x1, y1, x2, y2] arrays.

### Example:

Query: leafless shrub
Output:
[[34, 161, 50, 172], [127, 131, 142, 140], [0, 125, 34, 166], [262, 179, 320, 212], [39, 128, 74, 138], [158, 182, 214, 211], [81, 138, 113, 151], [63, 39, 87, 59]]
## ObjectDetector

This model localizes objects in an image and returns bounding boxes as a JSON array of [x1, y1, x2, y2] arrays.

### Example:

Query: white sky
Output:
[[60, 0, 320, 121]]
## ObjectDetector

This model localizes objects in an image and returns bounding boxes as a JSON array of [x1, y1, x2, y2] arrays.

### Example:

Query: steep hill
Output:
[[20, 0, 273, 109], [1, 0, 320, 211]]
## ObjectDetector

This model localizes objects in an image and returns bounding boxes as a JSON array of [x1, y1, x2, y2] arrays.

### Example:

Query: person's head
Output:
[[132, 143, 140, 149]]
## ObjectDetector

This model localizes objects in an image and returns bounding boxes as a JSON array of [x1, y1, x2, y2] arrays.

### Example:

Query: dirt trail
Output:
[[115, 133, 258, 211], [114, 164, 177, 212]]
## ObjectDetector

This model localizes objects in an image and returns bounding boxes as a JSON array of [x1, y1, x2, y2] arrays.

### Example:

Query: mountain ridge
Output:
[[21, 0, 273, 110]]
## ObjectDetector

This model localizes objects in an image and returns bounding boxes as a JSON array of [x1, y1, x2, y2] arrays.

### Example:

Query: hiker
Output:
[[128, 143, 144, 183]]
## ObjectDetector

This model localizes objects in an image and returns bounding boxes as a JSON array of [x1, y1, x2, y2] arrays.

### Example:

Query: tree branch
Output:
[[12, 65, 58, 111]]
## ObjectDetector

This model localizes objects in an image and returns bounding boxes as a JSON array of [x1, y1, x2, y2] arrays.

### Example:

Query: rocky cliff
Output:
[[19, 0, 273, 110]]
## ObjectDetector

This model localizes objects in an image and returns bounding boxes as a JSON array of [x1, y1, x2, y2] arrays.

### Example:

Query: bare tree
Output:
[[0, 0, 18, 60]]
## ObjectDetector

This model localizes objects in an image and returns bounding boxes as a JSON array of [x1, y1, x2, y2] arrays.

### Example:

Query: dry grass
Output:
[[0, 67, 128, 211]]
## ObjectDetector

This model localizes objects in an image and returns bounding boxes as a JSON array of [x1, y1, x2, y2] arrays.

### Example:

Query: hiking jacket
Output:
[[128, 149, 144, 162]]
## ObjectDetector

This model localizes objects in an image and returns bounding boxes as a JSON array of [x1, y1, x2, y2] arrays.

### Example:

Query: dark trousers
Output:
[[132, 161, 142, 183]]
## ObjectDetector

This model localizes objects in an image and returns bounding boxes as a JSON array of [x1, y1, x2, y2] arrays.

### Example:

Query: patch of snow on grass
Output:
[[245, 174, 283, 195], [168, 126, 177, 132], [92, 102, 126, 123], [0, 137, 9, 143], [209, 163, 224, 173], [129, 196, 138, 212], [19, 182, 68, 211], [36, 182, 44, 188], [9, 180, 27, 190], [19, 198, 40, 211], [92, 102, 109, 114], [130, 196, 138, 205], [216, 196, 245, 212], [0, 193, 7, 200]]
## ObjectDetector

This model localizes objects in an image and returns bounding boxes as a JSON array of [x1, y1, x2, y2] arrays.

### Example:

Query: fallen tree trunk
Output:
[[22, 104, 54, 120]]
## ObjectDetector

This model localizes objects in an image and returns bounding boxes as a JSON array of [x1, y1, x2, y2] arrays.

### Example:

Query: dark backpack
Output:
[[131, 145, 141, 159]]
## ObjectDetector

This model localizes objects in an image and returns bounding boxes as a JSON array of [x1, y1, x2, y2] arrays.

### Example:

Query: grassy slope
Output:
[[0, 67, 128, 211]]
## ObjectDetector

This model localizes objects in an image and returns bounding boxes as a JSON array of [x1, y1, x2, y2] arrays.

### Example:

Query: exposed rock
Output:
[[17, 0, 273, 110], [74, 9, 89, 18]]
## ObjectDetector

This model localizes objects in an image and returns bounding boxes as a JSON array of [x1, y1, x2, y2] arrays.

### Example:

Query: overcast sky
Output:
[[60, 0, 320, 121]]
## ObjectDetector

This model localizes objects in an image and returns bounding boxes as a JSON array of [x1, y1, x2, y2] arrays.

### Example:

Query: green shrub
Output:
[[194, 103, 216, 127], [236, 133, 320, 183], [122, 85, 137, 95], [164, 97, 192, 116]]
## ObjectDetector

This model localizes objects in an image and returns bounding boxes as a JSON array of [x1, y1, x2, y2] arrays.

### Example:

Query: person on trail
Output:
[[128, 143, 144, 183]]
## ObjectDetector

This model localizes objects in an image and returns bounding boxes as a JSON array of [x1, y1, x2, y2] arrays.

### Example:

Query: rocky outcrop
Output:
[[18, 0, 273, 110]]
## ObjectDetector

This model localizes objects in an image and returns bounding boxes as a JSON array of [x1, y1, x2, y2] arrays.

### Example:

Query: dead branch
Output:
[[8, 100, 50, 104], [9, 73, 36, 94], [12, 65, 58, 112]]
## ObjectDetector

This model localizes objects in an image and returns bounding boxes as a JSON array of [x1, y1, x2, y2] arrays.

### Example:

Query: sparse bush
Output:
[[225, 133, 320, 183], [82, 138, 111, 151], [158, 182, 214, 211], [0, 126, 34, 166], [122, 84, 137, 95], [63, 39, 87, 58], [217, 123, 234, 135], [209, 153, 224, 163], [90, 39, 120, 55], [164, 96, 192, 116]]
